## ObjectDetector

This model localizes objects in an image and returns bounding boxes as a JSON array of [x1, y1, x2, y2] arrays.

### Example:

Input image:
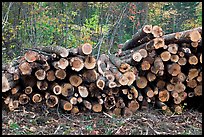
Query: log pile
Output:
[[2, 25, 202, 117]]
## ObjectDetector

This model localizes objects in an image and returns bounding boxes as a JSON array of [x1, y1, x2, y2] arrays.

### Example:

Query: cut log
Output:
[[194, 85, 202, 96], [167, 44, 178, 54], [166, 83, 175, 92], [129, 86, 138, 99], [132, 51, 142, 62], [97, 54, 109, 76], [152, 25, 163, 37], [32, 93, 42, 103], [25, 51, 41, 63], [171, 90, 179, 98], [46, 70, 56, 81], [123, 107, 133, 117], [61, 83, 74, 97], [113, 108, 122, 116], [122, 25, 153, 51], [147, 72, 156, 82], [70, 106, 79, 114], [141, 60, 151, 70], [79, 43, 92, 55], [109, 54, 130, 73], [144, 87, 154, 98], [138, 49, 148, 58], [160, 51, 171, 62], [167, 63, 181, 76], [153, 87, 159, 95], [163, 27, 202, 44], [98, 98, 103, 105], [74, 93, 79, 98], [35, 69, 46, 80], [156, 100, 168, 111], [123, 71, 136, 86], [69, 75, 82, 87], [189, 30, 202, 42], [70, 57, 84, 72], [153, 37, 165, 49], [188, 55, 198, 65], [187, 68, 199, 81], [106, 60, 128, 86], [60, 99, 73, 111], [122, 89, 128, 95], [127, 93, 133, 100], [24, 50, 39, 62], [156, 80, 166, 90], [181, 47, 191, 54], [170, 54, 179, 63], [174, 82, 186, 93], [188, 92, 195, 98], [170, 77, 180, 85], [174, 105, 182, 114], [83, 100, 92, 110], [96, 76, 106, 90], [11, 85, 20, 94], [179, 91, 187, 101], [55, 69, 66, 80], [34, 46, 69, 57], [57, 58, 69, 69], [13, 72, 20, 81], [69, 97, 78, 105], [4, 96, 11, 105], [106, 81, 117, 88], [84, 56, 96, 69], [37, 81, 48, 90], [77, 97, 83, 104], [69, 48, 78, 56], [119, 63, 131, 73], [9, 99, 19, 111], [2, 74, 18, 93], [191, 41, 198, 48], [177, 72, 186, 82], [19, 94, 30, 105], [137, 90, 143, 102], [187, 79, 197, 88], [92, 102, 102, 113], [82, 69, 98, 83], [42, 61, 50, 72], [154, 57, 164, 72], [158, 89, 170, 102], [196, 72, 202, 83], [128, 100, 140, 113], [24, 86, 32, 95], [178, 51, 185, 57], [136, 76, 147, 89], [52, 83, 62, 95], [52, 61, 60, 69], [104, 71, 115, 82], [46, 95, 58, 108], [199, 54, 202, 64], [78, 86, 89, 98], [19, 62, 32, 75]]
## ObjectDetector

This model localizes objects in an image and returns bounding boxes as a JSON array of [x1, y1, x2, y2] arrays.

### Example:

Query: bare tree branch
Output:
[[2, 2, 13, 30], [108, 2, 129, 55], [95, 3, 112, 60]]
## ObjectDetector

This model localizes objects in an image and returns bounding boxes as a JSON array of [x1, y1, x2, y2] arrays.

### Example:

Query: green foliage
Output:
[[9, 122, 20, 130], [2, 2, 202, 62]]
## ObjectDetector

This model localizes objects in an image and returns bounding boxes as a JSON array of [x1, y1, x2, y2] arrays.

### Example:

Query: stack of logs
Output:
[[2, 25, 202, 117]]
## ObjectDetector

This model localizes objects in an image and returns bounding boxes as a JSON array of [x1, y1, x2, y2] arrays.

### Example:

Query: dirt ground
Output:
[[2, 103, 202, 135]]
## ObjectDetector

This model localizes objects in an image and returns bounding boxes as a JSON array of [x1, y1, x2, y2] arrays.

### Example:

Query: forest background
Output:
[[2, 2, 202, 63]]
